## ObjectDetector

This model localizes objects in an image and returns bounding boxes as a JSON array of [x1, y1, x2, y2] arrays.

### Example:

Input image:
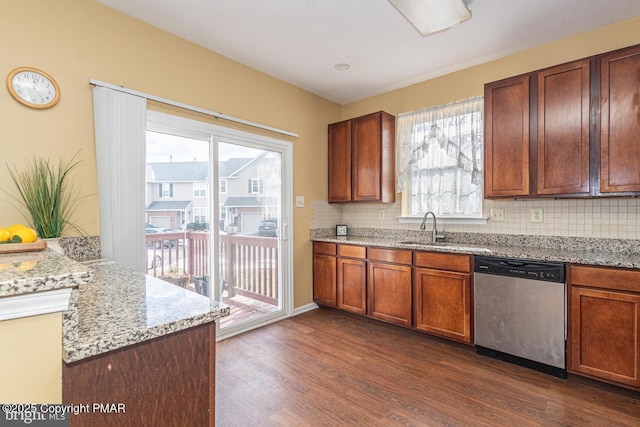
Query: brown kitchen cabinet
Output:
[[337, 244, 367, 315], [367, 248, 412, 327], [328, 111, 396, 203], [485, 58, 591, 198], [313, 242, 338, 307], [63, 322, 216, 426], [599, 44, 640, 194], [413, 251, 473, 344], [485, 43, 640, 199], [536, 59, 591, 195], [568, 264, 640, 389], [484, 74, 531, 198]]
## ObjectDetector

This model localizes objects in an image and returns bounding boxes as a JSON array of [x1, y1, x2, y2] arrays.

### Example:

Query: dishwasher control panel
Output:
[[474, 256, 565, 283]]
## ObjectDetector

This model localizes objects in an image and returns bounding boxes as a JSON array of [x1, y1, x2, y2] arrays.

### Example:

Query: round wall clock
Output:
[[6, 67, 60, 109]]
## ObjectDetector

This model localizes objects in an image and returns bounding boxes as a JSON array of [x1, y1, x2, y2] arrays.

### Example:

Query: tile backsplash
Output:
[[310, 198, 640, 240]]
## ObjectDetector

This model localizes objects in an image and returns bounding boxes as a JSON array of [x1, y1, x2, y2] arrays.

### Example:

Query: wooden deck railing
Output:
[[146, 231, 278, 305]]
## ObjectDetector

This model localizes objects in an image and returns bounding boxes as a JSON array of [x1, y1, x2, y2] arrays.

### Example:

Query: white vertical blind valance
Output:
[[92, 86, 147, 271]]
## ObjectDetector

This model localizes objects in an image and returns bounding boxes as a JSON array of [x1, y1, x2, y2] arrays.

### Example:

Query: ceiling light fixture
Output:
[[388, 0, 471, 37], [334, 63, 351, 71]]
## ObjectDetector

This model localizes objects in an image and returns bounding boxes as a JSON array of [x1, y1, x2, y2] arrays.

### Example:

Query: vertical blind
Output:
[[92, 86, 147, 271]]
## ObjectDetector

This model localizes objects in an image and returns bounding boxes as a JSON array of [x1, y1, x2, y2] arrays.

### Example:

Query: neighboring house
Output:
[[146, 152, 279, 233]]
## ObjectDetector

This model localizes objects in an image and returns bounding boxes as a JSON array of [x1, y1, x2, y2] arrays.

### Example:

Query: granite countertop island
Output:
[[63, 259, 230, 363], [311, 229, 640, 269]]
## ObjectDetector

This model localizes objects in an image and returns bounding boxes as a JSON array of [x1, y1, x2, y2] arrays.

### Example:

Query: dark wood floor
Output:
[[216, 308, 640, 426]]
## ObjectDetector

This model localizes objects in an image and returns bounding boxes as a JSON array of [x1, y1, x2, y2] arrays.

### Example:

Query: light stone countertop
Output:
[[0, 249, 93, 298], [311, 231, 640, 269], [63, 259, 230, 363]]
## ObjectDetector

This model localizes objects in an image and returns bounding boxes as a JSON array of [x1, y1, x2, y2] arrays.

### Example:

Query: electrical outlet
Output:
[[310, 209, 315, 219], [531, 208, 543, 223], [490, 208, 505, 222], [378, 210, 385, 219]]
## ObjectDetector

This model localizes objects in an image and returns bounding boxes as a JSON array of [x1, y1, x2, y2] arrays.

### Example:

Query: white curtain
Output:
[[92, 86, 147, 271], [396, 96, 483, 216]]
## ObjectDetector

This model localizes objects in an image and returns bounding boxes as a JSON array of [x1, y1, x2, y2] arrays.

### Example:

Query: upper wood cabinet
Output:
[[484, 74, 531, 198], [328, 111, 396, 203], [485, 58, 592, 198], [599, 45, 640, 194], [537, 59, 591, 195], [486, 43, 640, 199]]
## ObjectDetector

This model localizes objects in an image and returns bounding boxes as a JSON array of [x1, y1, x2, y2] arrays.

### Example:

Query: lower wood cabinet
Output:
[[368, 247, 413, 327], [63, 323, 216, 426], [414, 251, 473, 343], [313, 242, 338, 307], [568, 264, 640, 389], [312, 242, 473, 345], [337, 245, 367, 315]]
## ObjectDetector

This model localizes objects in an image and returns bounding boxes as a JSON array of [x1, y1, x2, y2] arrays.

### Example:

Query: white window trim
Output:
[[220, 179, 227, 194]]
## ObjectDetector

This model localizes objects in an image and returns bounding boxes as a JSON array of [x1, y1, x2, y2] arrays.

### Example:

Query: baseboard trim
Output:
[[293, 302, 318, 316]]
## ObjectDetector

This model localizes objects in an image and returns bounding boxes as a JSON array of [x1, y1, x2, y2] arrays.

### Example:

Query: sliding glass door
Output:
[[146, 111, 292, 339]]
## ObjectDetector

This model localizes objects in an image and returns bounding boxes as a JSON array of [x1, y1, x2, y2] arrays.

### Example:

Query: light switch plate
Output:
[[490, 208, 505, 221], [295, 196, 304, 208]]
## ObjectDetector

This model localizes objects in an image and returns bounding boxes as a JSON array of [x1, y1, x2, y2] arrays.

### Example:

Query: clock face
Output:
[[7, 67, 60, 108]]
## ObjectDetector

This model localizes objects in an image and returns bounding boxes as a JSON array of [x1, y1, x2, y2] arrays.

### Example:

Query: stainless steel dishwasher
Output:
[[474, 255, 566, 378]]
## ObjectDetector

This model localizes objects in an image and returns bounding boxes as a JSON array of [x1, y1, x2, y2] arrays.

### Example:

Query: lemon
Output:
[[0, 228, 10, 242], [8, 225, 37, 243]]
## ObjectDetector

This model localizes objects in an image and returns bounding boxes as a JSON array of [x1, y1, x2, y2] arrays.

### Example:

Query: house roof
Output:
[[223, 196, 278, 207], [147, 157, 254, 182], [146, 200, 192, 211]]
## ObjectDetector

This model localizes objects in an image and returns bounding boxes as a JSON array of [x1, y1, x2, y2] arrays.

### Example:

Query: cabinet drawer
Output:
[[414, 251, 471, 273], [569, 264, 640, 293], [368, 247, 412, 265], [338, 244, 366, 259], [313, 242, 336, 256]]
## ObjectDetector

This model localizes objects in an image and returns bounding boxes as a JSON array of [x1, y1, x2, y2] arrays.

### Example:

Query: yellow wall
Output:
[[0, 313, 62, 403]]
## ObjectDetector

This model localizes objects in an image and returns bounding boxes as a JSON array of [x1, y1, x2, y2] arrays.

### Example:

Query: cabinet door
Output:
[[328, 119, 352, 202], [537, 59, 591, 195], [313, 253, 337, 307], [414, 268, 472, 343], [368, 261, 412, 326], [570, 286, 640, 387], [600, 45, 640, 193], [484, 74, 531, 197], [338, 258, 367, 315], [352, 112, 382, 201]]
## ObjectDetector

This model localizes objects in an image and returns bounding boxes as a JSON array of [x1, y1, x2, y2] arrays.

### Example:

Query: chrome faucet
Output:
[[420, 211, 445, 243]]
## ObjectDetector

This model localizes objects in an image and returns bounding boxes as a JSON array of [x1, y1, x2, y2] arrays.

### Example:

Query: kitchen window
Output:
[[220, 179, 227, 194], [396, 96, 484, 220]]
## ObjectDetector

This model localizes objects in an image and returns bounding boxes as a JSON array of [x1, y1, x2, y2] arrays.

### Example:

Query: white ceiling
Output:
[[96, 0, 640, 105]]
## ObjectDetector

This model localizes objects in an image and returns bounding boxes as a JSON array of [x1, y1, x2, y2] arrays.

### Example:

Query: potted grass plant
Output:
[[6, 152, 84, 251]]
